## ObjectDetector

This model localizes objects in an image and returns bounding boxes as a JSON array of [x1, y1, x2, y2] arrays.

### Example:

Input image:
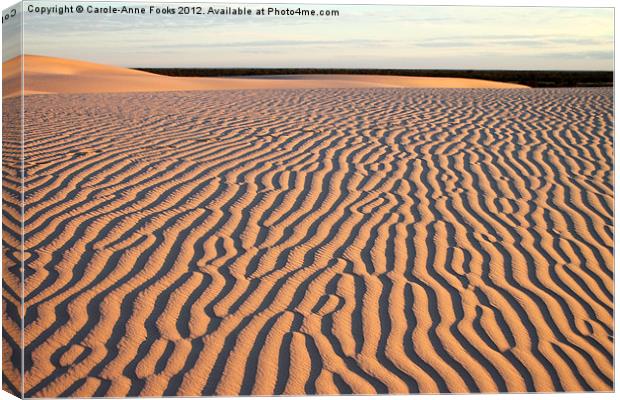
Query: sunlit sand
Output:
[[2, 56, 612, 396], [2, 55, 527, 98]]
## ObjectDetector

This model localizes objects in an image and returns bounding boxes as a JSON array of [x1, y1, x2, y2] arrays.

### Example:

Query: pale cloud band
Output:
[[12, 1, 615, 70]]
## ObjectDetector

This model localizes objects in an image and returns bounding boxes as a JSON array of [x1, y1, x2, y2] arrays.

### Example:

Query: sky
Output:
[[4, 1, 615, 70]]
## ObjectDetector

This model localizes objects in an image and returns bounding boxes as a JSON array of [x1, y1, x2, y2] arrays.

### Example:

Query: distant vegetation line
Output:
[[134, 68, 613, 88]]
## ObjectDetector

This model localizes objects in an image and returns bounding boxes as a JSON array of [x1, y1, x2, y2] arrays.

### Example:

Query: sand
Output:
[[2, 55, 527, 98], [1, 58, 613, 396]]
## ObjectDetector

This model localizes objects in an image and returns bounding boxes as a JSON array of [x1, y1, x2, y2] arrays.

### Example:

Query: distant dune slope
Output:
[[7, 87, 612, 396], [2, 55, 528, 97]]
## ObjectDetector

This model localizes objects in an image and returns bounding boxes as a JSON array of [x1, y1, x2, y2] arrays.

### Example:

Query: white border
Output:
[[0, 1, 616, 399]]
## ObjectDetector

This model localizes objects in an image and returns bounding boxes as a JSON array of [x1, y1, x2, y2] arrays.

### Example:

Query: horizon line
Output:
[[132, 66, 614, 72]]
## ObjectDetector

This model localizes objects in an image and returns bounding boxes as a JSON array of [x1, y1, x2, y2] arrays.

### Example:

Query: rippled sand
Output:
[[2, 87, 613, 396]]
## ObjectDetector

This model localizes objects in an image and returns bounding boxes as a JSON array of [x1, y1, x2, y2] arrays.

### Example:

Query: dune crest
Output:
[[2, 55, 528, 97]]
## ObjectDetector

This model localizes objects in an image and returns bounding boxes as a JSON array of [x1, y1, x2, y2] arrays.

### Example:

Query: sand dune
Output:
[[2, 55, 527, 97], [2, 86, 612, 396]]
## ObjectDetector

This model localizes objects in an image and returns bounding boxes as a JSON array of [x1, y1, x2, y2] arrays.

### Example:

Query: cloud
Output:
[[2, 7, 22, 61], [19, 3, 613, 70], [151, 38, 393, 49], [413, 34, 612, 49], [536, 50, 613, 61]]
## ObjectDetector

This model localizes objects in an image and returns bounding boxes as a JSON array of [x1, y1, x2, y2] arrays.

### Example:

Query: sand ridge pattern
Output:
[[7, 87, 614, 396], [2, 93, 23, 397]]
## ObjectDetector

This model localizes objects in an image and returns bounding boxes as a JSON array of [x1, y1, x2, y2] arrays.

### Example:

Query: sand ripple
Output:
[[4, 87, 613, 396]]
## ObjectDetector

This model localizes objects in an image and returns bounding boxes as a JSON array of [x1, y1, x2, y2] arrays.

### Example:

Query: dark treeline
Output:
[[134, 68, 613, 88]]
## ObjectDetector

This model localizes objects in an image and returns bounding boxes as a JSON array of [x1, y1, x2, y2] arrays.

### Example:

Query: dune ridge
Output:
[[2, 86, 612, 396], [2, 55, 528, 97]]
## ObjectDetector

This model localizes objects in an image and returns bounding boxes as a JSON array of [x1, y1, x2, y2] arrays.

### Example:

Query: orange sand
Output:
[[1, 57, 613, 397], [3, 55, 527, 98]]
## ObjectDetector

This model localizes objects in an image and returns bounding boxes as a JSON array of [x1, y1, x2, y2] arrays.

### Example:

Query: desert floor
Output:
[[2, 55, 527, 98], [2, 86, 613, 396]]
